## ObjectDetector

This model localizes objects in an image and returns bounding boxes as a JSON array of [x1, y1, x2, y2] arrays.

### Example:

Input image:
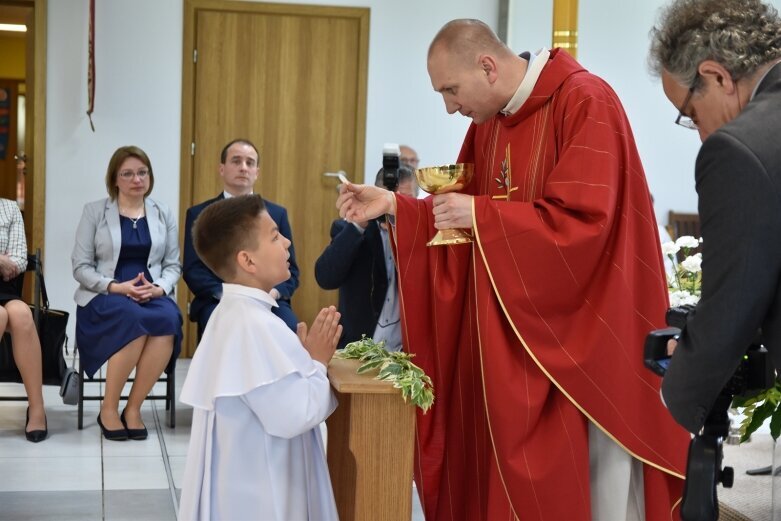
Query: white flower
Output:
[[661, 241, 680, 257], [675, 235, 700, 249], [669, 290, 700, 307], [681, 253, 703, 273], [669, 290, 691, 307]]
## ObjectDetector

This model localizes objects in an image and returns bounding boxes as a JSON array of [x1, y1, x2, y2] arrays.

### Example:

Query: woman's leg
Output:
[[124, 335, 174, 429], [5, 301, 46, 431], [101, 335, 147, 430]]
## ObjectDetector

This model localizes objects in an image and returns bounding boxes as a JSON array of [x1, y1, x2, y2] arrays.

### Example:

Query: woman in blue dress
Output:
[[72, 146, 182, 441]]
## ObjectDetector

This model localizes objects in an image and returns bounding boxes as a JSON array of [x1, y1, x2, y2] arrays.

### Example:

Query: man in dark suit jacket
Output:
[[183, 139, 300, 338], [315, 166, 417, 349], [649, 0, 781, 433]]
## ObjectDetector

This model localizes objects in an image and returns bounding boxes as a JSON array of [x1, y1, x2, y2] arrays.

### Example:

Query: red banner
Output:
[[86, 0, 95, 131]]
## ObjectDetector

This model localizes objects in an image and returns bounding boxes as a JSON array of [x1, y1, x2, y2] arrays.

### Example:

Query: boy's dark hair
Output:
[[193, 194, 267, 281]]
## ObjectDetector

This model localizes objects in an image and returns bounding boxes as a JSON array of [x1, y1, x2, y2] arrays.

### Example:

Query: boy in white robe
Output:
[[179, 194, 342, 521]]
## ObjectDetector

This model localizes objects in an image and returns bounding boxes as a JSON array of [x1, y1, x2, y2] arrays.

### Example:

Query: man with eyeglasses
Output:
[[650, 0, 781, 435], [183, 139, 300, 339]]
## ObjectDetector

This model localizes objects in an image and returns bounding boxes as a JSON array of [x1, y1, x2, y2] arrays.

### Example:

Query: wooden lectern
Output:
[[327, 358, 417, 521]]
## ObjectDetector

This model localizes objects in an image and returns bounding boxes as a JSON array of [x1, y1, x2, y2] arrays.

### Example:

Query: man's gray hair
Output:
[[649, 0, 781, 87]]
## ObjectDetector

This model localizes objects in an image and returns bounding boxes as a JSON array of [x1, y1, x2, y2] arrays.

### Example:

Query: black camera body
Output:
[[644, 306, 773, 521], [645, 306, 771, 397], [382, 143, 401, 193]]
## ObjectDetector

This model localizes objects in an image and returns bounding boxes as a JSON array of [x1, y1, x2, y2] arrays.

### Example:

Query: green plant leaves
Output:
[[734, 381, 781, 442], [336, 336, 435, 412]]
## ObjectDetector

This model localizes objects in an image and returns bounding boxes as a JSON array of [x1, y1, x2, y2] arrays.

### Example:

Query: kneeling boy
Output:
[[179, 194, 342, 520]]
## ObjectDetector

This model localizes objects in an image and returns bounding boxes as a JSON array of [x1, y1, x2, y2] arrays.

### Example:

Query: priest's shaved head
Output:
[[427, 19, 526, 124], [428, 19, 513, 64], [193, 194, 265, 280]]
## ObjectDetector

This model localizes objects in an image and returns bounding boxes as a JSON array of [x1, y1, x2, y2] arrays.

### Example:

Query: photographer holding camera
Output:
[[315, 156, 417, 351], [650, 0, 781, 434]]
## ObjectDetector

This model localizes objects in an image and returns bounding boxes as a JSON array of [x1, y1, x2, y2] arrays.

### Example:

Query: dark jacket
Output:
[[183, 193, 300, 332], [314, 219, 388, 349], [662, 63, 781, 433]]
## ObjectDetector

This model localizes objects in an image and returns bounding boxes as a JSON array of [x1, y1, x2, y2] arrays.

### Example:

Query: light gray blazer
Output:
[[71, 197, 181, 307]]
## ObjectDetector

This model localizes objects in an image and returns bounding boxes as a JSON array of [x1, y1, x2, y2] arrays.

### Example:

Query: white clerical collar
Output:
[[222, 283, 278, 307], [223, 190, 253, 199], [501, 48, 551, 116]]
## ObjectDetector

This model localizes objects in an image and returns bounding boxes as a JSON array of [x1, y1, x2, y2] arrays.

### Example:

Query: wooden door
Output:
[[180, 0, 369, 356], [0, 79, 19, 201]]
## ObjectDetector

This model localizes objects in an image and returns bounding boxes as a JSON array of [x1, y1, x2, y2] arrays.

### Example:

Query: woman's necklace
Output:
[[120, 205, 145, 229], [129, 211, 143, 229]]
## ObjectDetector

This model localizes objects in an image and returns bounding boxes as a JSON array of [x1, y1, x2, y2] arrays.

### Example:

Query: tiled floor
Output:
[[0, 360, 425, 521], [8, 358, 771, 520]]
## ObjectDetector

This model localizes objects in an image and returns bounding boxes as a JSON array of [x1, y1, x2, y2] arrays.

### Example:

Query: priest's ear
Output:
[[477, 54, 498, 84]]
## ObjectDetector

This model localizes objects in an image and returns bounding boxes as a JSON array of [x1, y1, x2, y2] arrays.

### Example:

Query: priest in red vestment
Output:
[[338, 19, 689, 521]]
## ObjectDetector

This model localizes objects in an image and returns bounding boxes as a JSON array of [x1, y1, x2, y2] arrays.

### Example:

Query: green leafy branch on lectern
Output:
[[336, 336, 434, 413]]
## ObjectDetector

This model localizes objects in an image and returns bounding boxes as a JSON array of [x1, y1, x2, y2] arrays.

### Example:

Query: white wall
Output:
[[44, 0, 498, 334], [507, 0, 553, 55]]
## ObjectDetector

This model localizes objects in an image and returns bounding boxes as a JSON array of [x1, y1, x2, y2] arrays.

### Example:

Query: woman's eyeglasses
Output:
[[118, 169, 150, 180]]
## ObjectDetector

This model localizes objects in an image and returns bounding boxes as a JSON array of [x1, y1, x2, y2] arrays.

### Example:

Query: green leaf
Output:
[[337, 337, 435, 412], [740, 399, 776, 442], [769, 406, 781, 441]]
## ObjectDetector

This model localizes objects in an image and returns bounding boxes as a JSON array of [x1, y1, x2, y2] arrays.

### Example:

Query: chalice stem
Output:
[[426, 228, 473, 247]]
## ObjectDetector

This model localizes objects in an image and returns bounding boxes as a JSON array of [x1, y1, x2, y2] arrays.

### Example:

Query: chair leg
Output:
[[167, 370, 175, 428], [78, 364, 85, 430]]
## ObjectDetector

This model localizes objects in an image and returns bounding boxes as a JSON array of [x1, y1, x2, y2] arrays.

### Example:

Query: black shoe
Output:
[[25, 407, 48, 443], [97, 413, 128, 441], [120, 409, 148, 440]]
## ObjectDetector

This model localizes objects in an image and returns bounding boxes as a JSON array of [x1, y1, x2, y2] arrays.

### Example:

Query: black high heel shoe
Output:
[[120, 409, 148, 440], [97, 413, 128, 441], [25, 407, 48, 443]]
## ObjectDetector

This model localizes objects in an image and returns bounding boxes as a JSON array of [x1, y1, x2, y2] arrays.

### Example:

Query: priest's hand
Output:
[[299, 306, 343, 366], [432, 192, 474, 229], [337, 183, 396, 223]]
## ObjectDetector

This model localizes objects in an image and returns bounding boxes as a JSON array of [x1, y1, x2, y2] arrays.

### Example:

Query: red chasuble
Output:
[[393, 49, 688, 520]]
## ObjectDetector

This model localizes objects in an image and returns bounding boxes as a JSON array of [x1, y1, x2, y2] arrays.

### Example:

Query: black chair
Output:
[[76, 337, 176, 429], [0, 251, 46, 401]]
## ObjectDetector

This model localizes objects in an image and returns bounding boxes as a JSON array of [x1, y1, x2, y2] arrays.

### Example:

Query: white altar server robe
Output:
[[178, 283, 338, 521]]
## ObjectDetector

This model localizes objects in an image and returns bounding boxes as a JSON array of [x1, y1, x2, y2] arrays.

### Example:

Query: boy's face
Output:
[[243, 210, 291, 292]]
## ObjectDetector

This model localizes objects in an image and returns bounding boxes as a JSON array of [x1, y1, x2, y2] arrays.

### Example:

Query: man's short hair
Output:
[[220, 139, 259, 164], [428, 19, 511, 64], [649, 0, 781, 87], [193, 194, 266, 281]]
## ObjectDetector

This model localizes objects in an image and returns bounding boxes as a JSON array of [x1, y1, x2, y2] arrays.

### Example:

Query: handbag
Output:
[[0, 254, 69, 387], [60, 343, 79, 405]]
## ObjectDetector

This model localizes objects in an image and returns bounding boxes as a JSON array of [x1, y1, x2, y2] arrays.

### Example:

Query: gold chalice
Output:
[[415, 163, 475, 246]]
